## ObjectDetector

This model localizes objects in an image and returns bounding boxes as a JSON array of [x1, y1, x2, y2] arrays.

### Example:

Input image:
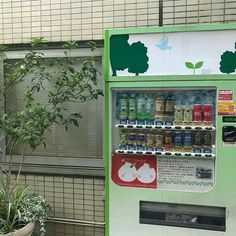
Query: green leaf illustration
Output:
[[194, 61, 204, 69], [185, 62, 194, 69]]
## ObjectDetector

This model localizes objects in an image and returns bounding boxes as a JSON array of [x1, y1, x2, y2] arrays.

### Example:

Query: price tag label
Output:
[[219, 90, 233, 102]]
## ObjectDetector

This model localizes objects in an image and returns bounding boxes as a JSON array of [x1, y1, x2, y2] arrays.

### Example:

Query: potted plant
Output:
[[0, 38, 103, 235]]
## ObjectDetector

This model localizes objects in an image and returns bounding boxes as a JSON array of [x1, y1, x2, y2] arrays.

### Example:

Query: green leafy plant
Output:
[[0, 37, 103, 235], [185, 61, 204, 75], [0, 186, 51, 235]]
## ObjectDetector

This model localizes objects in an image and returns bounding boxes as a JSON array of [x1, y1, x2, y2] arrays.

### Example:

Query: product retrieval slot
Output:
[[140, 201, 226, 232]]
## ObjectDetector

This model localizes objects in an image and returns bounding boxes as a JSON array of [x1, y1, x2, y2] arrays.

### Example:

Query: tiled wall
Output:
[[0, 0, 159, 44], [163, 0, 236, 25], [18, 173, 105, 236], [1, 0, 236, 45]]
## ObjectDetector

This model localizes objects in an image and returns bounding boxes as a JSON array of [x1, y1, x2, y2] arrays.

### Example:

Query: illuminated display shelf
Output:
[[115, 149, 216, 159], [116, 124, 216, 131]]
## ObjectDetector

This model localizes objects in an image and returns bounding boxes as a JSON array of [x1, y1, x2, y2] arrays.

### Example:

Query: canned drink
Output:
[[203, 132, 212, 153], [174, 105, 184, 124], [193, 132, 203, 146], [128, 132, 137, 150], [193, 132, 202, 153], [193, 104, 202, 124], [183, 131, 192, 152], [183, 106, 193, 123], [136, 132, 146, 151], [146, 133, 155, 151], [155, 132, 164, 147], [155, 132, 164, 151], [203, 104, 212, 124], [174, 131, 183, 147], [119, 129, 128, 150], [203, 132, 212, 146], [164, 131, 173, 151]]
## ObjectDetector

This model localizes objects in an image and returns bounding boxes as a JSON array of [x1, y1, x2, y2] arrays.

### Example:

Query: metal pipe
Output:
[[48, 217, 105, 228], [159, 0, 163, 26]]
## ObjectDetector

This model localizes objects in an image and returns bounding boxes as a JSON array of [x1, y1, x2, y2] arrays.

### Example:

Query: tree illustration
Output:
[[128, 41, 149, 76], [110, 35, 149, 76], [220, 44, 236, 74], [220, 51, 236, 74], [110, 34, 131, 76]]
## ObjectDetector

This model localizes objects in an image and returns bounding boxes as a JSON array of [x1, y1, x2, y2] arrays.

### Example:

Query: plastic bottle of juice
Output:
[[146, 94, 155, 125], [128, 93, 137, 124], [137, 93, 146, 125]]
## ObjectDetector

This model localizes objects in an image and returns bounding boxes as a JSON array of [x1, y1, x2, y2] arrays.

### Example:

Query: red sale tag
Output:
[[219, 90, 233, 102]]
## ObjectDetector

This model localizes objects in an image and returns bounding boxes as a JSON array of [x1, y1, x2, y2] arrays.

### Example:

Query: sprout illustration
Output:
[[185, 61, 204, 75]]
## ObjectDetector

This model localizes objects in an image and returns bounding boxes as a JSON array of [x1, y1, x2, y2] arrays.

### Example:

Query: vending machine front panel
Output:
[[105, 24, 236, 236]]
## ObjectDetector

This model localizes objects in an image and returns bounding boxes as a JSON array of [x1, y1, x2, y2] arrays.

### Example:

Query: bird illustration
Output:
[[156, 34, 172, 51]]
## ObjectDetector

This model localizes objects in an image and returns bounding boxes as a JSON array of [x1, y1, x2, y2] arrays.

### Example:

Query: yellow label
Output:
[[218, 103, 236, 115]]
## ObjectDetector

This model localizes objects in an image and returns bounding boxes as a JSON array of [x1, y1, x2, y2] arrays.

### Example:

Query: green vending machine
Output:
[[104, 24, 236, 236]]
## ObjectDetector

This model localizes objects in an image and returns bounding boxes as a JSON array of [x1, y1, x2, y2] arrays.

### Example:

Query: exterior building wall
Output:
[[0, 0, 159, 44], [163, 0, 236, 25], [1, 0, 236, 44]]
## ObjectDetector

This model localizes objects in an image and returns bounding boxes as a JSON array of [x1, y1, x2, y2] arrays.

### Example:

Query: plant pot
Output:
[[2, 222, 35, 236]]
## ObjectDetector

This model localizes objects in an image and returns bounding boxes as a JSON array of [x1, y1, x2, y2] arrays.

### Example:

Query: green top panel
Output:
[[104, 23, 236, 82]]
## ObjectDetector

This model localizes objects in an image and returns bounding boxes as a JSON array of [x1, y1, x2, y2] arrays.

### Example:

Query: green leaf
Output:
[[194, 61, 204, 69], [69, 67, 75, 74], [185, 62, 194, 69]]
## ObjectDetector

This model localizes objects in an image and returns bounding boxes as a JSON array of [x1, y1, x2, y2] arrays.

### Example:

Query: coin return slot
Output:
[[140, 201, 226, 232]]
